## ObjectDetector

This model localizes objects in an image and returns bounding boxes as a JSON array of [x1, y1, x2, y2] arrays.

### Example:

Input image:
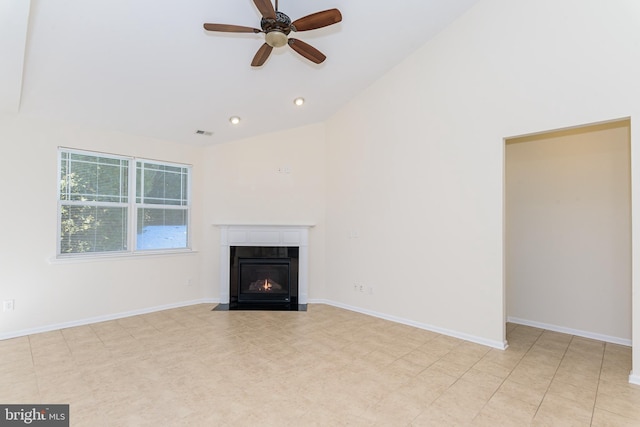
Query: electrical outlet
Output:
[[3, 299, 15, 312]]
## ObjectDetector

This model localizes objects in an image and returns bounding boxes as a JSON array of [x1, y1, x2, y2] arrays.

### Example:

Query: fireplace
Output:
[[214, 224, 311, 311], [231, 246, 298, 307]]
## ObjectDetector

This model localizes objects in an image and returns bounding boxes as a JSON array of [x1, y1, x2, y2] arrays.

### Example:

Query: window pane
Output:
[[136, 208, 188, 250], [60, 153, 128, 203], [60, 205, 128, 254], [136, 162, 188, 206]]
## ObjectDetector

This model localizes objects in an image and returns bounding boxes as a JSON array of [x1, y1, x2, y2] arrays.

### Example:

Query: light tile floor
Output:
[[1, 304, 639, 426]]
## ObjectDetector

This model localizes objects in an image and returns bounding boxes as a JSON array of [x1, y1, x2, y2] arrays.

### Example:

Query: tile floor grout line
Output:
[[26, 334, 44, 401], [468, 323, 544, 424], [405, 339, 469, 426], [506, 326, 560, 421], [590, 342, 607, 426], [530, 332, 574, 423], [59, 327, 77, 356]]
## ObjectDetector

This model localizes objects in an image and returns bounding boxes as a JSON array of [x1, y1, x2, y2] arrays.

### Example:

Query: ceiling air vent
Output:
[[195, 130, 213, 136]]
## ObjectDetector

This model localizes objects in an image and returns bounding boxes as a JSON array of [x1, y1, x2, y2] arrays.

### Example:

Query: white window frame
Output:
[[57, 147, 192, 258], [134, 158, 191, 252]]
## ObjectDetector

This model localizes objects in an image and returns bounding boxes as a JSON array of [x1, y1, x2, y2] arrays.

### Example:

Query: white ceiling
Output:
[[3, 0, 480, 146]]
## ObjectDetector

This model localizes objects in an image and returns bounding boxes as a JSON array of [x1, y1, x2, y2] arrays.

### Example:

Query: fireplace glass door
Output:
[[238, 258, 291, 302]]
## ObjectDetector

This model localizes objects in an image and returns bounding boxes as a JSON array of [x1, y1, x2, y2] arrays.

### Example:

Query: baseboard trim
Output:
[[310, 299, 508, 350], [629, 373, 640, 386], [507, 316, 631, 347], [0, 298, 219, 341]]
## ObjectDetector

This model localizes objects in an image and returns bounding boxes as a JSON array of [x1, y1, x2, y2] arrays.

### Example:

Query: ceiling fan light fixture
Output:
[[229, 116, 241, 125], [265, 31, 288, 48], [293, 97, 305, 106], [203, 5, 342, 66]]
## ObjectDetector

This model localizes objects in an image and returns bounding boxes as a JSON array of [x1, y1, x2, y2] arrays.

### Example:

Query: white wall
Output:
[[325, 0, 640, 363], [0, 114, 207, 338], [201, 123, 327, 301], [506, 122, 631, 343]]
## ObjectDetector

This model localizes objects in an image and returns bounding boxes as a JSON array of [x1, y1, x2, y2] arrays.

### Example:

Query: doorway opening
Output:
[[504, 119, 631, 345]]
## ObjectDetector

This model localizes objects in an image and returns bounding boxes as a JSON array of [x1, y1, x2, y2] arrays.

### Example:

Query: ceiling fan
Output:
[[203, 0, 342, 67]]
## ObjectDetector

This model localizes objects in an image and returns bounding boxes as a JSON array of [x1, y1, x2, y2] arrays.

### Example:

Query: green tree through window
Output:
[[58, 149, 190, 256]]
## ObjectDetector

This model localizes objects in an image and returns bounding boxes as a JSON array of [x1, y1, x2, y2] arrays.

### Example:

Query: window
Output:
[[58, 148, 191, 257], [135, 161, 189, 250]]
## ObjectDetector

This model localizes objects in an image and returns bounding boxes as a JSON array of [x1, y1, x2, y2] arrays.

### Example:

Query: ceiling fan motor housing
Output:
[[262, 12, 292, 33]]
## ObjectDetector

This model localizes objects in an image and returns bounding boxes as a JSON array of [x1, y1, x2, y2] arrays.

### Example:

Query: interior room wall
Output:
[[505, 121, 631, 344], [0, 113, 207, 338], [324, 0, 640, 366], [201, 123, 327, 301], [0, 0, 29, 113]]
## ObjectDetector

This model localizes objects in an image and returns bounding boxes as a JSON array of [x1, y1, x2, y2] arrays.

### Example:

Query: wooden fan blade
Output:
[[288, 38, 326, 64], [251, 43, 273, 67], [203, 23, 261, 33], [291, 9, 342, 32], [253, 0, 276, 19]]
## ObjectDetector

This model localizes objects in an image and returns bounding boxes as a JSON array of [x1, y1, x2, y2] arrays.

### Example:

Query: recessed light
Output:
[[293, 97, 305, 106], [229, 116, 241, 125]]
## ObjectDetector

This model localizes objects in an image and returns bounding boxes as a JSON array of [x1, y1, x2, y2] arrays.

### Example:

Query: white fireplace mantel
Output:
[[215, 224, 314, 304]]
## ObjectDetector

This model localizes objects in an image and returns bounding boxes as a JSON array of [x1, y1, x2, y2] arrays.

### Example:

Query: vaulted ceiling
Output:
[[1, 0, 480, 146]]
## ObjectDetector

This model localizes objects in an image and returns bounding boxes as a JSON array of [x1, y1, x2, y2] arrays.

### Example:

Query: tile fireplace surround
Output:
[[216, 224, 313, 305]]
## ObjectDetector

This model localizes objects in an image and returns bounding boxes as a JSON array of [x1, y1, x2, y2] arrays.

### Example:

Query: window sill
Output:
[[49, 249, 198, 264]]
